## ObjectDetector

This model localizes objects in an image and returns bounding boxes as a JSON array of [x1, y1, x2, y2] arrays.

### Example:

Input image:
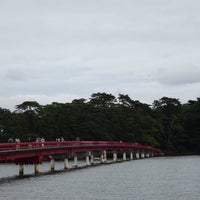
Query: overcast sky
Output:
[[0, 0, 200, 111]]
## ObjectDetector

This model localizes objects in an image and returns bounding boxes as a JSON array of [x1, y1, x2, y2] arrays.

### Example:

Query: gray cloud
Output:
[[156, 64, 200, 85], [0, 0, 200, 110], [4, 68, 27, 81]]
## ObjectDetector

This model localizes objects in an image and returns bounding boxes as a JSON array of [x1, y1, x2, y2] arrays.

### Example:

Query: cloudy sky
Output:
[[1, 0, 200, 110]]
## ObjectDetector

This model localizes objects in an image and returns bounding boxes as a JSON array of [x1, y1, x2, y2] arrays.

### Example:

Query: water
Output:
[[0, 156, 199, 200]]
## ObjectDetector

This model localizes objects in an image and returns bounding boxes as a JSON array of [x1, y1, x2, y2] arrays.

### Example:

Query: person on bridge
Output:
[[8, 138, 14, 143], [15, 137, 20, 143], [41, 137, 45, 147], [36, 137, 41, 142], [41, 137, 45, 142]]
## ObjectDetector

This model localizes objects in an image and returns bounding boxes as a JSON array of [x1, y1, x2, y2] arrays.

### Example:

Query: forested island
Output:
[[0, 93, 199, 155]]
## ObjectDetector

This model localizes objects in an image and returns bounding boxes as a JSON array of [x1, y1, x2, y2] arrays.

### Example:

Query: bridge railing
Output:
[[0, 141, 163, 154], [0, 141, 125, 151]]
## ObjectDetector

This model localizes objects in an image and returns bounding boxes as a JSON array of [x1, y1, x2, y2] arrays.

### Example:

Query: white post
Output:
[[19, 164, 24, 176], [86, 153, 90, 166], [74, 155, 78, 167], [113, 152, 117, 162], [64, 158, 69, 169], [141, 153, 145, 158], [146, 153, 150, 158], [130, 152, 133, 160], [90, 154, 94, 165], [34, 164, 40, 174], [50, 158, 55, 171], [100, 153, 104, 164], [136, 152, 140, 159], [123, 152, 126, 161], [103, 150, 107, 163]]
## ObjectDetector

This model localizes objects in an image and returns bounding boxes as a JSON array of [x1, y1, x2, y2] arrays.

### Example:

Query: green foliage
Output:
[[0, 93, 199, 155], [181, 98, 200, 153], [152, 97, 183, 153]]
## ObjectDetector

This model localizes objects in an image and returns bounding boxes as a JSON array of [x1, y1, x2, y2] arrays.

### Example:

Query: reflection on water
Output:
[[0, 156, 200, 200]]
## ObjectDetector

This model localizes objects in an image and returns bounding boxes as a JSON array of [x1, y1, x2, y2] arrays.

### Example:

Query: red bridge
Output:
[[0, 141, 163, 175]]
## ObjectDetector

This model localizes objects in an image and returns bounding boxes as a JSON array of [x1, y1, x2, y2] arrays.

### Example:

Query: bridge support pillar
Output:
[[136, 152, 140, 159], [113, 152, 117, 162], [123, 152, 126, 161], [100, 150, 107, 163], [34, 164, 40, 174], [64, 158, 69, 169], [103, 150, 107, 163], [74, 155, 78, 167], [130, 152, 133, 160], [151, 152, 154, 157], [141, 153, 145, 158], [90, 154, 94, 165], [100, 153, 104, 164], [50, 158, 55, 171], [100, 154, 104, 163], [19, 164, 24, 176], [145, 153, 150, 158], [86, 153, 90, 166]]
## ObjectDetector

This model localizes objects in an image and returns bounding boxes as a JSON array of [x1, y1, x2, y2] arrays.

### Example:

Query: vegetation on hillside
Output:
[[0, 93, 199, 155]]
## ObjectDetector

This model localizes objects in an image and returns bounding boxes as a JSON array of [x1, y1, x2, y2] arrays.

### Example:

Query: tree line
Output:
[[0, 93, 199, 155]]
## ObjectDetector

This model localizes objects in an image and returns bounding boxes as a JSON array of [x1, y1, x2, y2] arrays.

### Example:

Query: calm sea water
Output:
[[0, 156, 199, 200]]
